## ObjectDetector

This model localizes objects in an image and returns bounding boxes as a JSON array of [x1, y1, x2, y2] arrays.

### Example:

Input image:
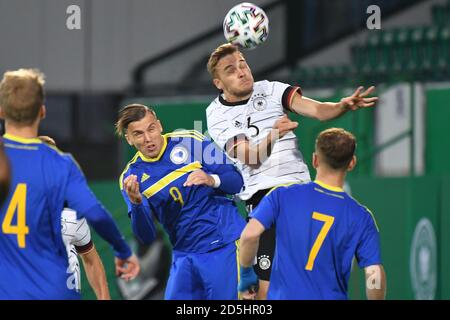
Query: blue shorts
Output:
[[165, 241, 240, 300]]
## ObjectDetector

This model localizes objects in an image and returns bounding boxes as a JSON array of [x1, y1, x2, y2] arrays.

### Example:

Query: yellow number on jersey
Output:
[[2, 183, 29, 248], [169, 187, 184, 207], [305, 212, 334, 271]]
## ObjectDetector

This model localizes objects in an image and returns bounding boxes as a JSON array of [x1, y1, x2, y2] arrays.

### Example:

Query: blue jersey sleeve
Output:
[[120, 169, 157, 245], [200, 138, 243, 195], [65, 156, 131, 259], [64, 155, 99, 212], [120, 188, 133, 216], [249, 188, 280, 230], [355, 209, 382, 268]]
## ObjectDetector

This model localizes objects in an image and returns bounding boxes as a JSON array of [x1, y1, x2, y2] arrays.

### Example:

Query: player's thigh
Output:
[[196, 242, 239, 300], [164, 254, 203, 300]]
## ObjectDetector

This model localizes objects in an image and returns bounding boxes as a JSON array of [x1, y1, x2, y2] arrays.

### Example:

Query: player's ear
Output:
[[124, 133, 133, 146], [312, 152, 319, 169], [213, 78, 223, 91], [347, 155, 357, 172], [157, 120, 163, 133], [40, 105, 46, 120]]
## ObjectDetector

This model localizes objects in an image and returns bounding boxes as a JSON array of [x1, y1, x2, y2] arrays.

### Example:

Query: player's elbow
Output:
[[229, 171, 244, 194], [132, 222, 156, 245], [240, 226, 261, 245]]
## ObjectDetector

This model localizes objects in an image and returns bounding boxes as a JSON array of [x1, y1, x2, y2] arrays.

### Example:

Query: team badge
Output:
[[258, 255, 271, 270], [170, 146, 189, 164], [253, 97, 267, 111]]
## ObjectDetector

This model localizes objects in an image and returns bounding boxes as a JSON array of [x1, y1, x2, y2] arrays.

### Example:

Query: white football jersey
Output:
[[206, 80, 311, 200], [61, 208, 92, 292]]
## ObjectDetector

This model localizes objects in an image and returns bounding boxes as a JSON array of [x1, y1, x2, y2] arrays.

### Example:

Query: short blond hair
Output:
[[0, 68, 45, 124], [207, 43, 241, 78]]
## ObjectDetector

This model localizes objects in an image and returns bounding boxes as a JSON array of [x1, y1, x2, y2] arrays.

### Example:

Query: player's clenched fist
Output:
[[272, 114, 298, 138], [124, 174, 142, 204]]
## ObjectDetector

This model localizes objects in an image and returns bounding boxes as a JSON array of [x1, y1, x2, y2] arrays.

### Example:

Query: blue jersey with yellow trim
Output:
[[0, 134, 102, 299], [250, 181, 382, 300], [120, 131, 246, 253]]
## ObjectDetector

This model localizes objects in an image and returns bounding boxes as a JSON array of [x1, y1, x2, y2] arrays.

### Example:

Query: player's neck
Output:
[[315, 170, 346, 190], [222, 91, 252, 103], [4, 122, 39, 139]]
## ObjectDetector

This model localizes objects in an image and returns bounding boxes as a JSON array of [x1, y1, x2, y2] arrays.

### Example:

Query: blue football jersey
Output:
[[120, 130, 246, 253], [250, 181, 382, 300], [0, 134, 102, 299]]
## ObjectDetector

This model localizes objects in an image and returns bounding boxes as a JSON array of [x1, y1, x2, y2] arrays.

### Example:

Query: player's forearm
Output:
[[239, 233, 260, 268], [291, 96, 347, 121], [237, 130, 277, 168], [315, 101, 348, 121], [80, 247, 111, 300], [365, 265, 387, 300], [130, 203, 157, 244], [214, 167, 244, 194], [217, 170, 243, 194], [84, 204, 132, 260]]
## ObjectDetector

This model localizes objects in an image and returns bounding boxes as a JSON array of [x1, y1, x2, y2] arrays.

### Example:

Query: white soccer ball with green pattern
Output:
[[223, 2, 269, 50]]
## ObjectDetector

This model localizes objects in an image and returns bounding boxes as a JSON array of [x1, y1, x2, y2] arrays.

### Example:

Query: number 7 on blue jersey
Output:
[[305, 212, 334, 271]]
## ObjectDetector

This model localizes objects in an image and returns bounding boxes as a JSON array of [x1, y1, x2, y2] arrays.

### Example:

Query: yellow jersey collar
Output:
[[138, 134, 168, 162], [314, 180, 344, 193], [3, 133, 42, 144]]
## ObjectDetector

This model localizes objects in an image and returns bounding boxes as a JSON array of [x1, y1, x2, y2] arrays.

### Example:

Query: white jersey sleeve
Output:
[[271, 80, 302, 112], [61, 208, 93, 254]]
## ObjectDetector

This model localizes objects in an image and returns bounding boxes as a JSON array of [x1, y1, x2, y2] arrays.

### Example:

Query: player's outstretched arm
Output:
[[80, 245, 111, 300], [364, 264, 386, 300], [290, 86, 378, 121]]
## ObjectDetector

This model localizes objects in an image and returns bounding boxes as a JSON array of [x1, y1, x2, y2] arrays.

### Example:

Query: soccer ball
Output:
[[223, 2, 269, 50]]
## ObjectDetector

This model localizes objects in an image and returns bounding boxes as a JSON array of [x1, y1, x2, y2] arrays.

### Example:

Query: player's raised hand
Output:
[[341, 86, 378, 111], [272, 114, 298, 138], [115, 254, 140, 282], [183, 169, 215, 187], [124, 175, 142, 204]]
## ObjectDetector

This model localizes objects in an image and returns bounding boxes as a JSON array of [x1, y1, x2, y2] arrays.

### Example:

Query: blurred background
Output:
[[1, 0, 449, 299]]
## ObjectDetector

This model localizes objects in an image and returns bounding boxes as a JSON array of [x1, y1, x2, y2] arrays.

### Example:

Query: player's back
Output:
[[0, 134, 78, 299], [263, 181, 381, 300]]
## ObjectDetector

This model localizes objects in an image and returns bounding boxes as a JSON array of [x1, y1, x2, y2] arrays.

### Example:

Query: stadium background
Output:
[[1, 0, 449, 299]]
